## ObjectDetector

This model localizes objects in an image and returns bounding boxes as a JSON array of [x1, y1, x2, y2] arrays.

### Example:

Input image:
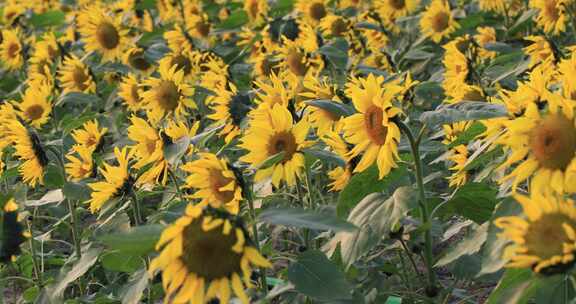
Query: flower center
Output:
[[170, 54, 192, 75], [309, 3, 327, 21], [209, 169, 236, 203], [130, 85, 140, 103], [145, 139, 157, 155], [431, 12, 450, 33], [195, 21, 211, 38], [128, 50, 152, 71], [85, 135, 98, 148], [287, 49, 308, 77], [389, 0, 406, 10], [544, 1, 560, 20], [181, 219, 243, 280], [96, 22, 120, 50], [25, 105, 45, 121], [525, 213, 575, 264], [247, 0, 260, 19], [364, 106, 388, 145], [529, 114, 576, 170], [156, 80, 180, 111], [268, 131, 297, 162], [330, 18, 348, 37], [7, 42, 20, 58], [72, 66, 90, 91]]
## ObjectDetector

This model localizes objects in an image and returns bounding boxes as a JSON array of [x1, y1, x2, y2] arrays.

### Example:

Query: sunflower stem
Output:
[[129, 189, 143, 226], [244, 181, 268, 292], [168, 169, 185, 202], [394, 119, 437, 296], [66, 199, 82, 260], [26, 219, 43, 288]]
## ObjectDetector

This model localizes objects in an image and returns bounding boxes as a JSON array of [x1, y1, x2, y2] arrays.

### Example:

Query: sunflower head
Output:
[[150, 204, 271, 304], [124, 48, 154, 74], [420, 0, 458, 43], [78, 9, 129, 62], [529, 114, 576, 170], [15, 81, 53, 129], [58, 55, 96, 94]]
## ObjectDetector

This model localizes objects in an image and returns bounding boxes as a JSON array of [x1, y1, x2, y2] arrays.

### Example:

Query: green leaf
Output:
[[319, 39, 349, 71], [446, 122, 486, 149], [287, 250, 352, 301], [25, 189, 64, 207], [43, 165, 65, 189], [508, 9, 537, 36], [420, 102, 508, 126], [62, 182, 91, 202], [327, 187, 417, 268], [101, 251, 144, 273], [337, 164, 407, 217], [56, 92, 102, 107], [216, 11, 248, 30], [29, 10, 66, 27], [48, 245, 103, 300], [435, 222, 488, 267], [256, 151, 285, 170], [163, 136, 190, 166], [258, 208, 357, 232], [440, 183, 498, 224], [486, 269, 533, 304], [302, 147, 346, 167], [98, 224, 163, 255], [120, 269, 150, 304], [306, 99, 354, 118]]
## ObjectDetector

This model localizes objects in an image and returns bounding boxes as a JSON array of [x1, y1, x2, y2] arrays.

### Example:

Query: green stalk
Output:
[[394, 119, 437, 294], [129, 189, 143, 226], [66, 199, 82, 259], [26, 220, 42, 288], [244, 181, 268, 291]]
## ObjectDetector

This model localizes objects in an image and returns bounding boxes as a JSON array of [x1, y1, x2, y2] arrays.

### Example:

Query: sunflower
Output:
[[13, 81, 53, 129], [58, 55, 97, 94], [195, 51, 230, 89], [123, 47, 155, 75], [377, 0, 420, 22], [447, 145, 468, 187], [2, 118, 48, 187], [127, 116, 168, 185], [419, 0, 459, 43], [442, 37, 471, 101], [495, 193, 576, 274], [244, 0, 267, 24], [295, 0, 329, 24], [497, 101, 576, 194], [183, 13, 212, 41], [478, 0, 506, 13], [443, 121, 472, 144], [118, 74, 143, 112], [0, 28, 24, 71], [342, 74, 404, 179], [181, 153, 243, 214], [71, 120, 108, 152], [164, 24, 195, 54], [240, 104, 311, 187], [141, 64, 196, 124], [28, 32, 59, 84], [474, 26, 497, 59], [207, 82, 253, 144], [322, 131, 355, 191], [300, 75, 344, 136], [87, 147, 132, 213], [530, 0, 568, 35], [524, 36, 555, 69], [0, 199, 27, 263], [252, 72, 293, 119], [558, 52, 576, 100], [149, 204, 271, 304], [78, 9, 130, 62], [2, 2, 25, 25], [65, 145, 94, 181], [276, 40, 323, 79], [318, 15, 353, 38], [158, 51, 196, 82]]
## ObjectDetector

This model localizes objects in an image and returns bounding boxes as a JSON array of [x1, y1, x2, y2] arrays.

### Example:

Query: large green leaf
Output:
[[215, 11, 248, 30], [29, 10, 66, 27], [435, 222, 488, 268], [439, 183, 498, 224], [486, 269, 533, 304], [120, 269, 149, 304], [98, 224, 163, 255], [287, 250, 352, 301], [258, 207, 357, 232], [420, 102, 508, 126], [164, 136, 190, 166], [306, 99, 354, 119], [48, 245, 103, 300], [101, 251, 144, 273]]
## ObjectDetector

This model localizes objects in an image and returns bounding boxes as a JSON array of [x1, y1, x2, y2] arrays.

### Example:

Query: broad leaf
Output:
[[306, 99, 354, 119], [98, 224, 163, 255], [420, 102, 508, 126], [435, 222, 488, 267], [120, 269, 149, 304], [164, 136, 190, 166], [48, 245, 103, 300], [440, 183, 498, 224], [258, 207, 357, 232]]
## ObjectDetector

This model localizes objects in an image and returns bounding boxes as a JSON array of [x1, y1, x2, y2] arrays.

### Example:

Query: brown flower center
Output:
[[7, 42, 20, 58], [389, 0, 406, 10], [431, 12, 450, 33], [145, 140, 157, 155], [128, 50, 152, 71], [544, 1, 560, 20], [286, 49, 308, 77], [330, 18, 348, 37], [268, 131, 297, 162], [72, 66, 90, 91], [96, 22, 120, 50], [181, 218, 242, 280], [247, 0, 260, 19], [364, 106, 388, 145], [85, 135, 98, 148], [529, 114, 576, 170], [170, 54, 192, 75], [156, 80, 180, 111], [524, 213, 575, 264], [309, 3, 327, 21], [130, 85, 140, 103], [195, 21, 211, 38], [209, 169, 235, 203], [25, 105, 44, 121]]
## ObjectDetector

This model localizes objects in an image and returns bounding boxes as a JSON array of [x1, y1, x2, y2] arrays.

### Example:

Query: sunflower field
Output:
[[3, 0, 576, 303]]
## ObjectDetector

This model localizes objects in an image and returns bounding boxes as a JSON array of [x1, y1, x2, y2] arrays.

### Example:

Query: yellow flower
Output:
[[558, 52, 576, 100], [149, 204, 271, 304], [2, 2, 25, 25], [442, 121, 472, 144], [65, 145, 94, 181], [295, 0, 329, 24], [497, 101, 576, 194], [495, 193, 576, 274], [28, 32, 59, 84], [194, 51, 230, 89], [300, 75, 344, 136], [244, 0, 268, 24], [322, 131, 354, 191], [377, 0, 420, 22], [447, 145, 468, 187], [118, 74, 143, 112], [159, 51, 196, 82], [342, 74, 403, 179], [127, 116, 168, 185], [530, 0, 568, 35], [0, 28, 24, 71], [141, 64, 195, 124], [13, 81, 53, 129], [78, 8, 130, 62], [240, 104, 311, 187], [183, 13, 212, 41], [277, 35, 323, 79], [524, 36, 555, 69], [478, 0, 506, 13], [207, 82, 252, 144], [474, 26, 497, 59], [123, 47, 155, 75], [419, 0, 459, 43], [57, 55, 97, 94], [87, 147, 131, 213], [319, 15, 353, 38], [181, 153, 243, 214], [164, 24, 195, 54], [71, 120, 108, 152]]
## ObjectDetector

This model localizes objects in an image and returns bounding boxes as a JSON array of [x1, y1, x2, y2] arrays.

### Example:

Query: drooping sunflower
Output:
[[158, 51, 196, 82], [149, 204, 271, 304], [57, 55, 97, 94], [71, 120, 108, 152], [295, 0, 329, 24], [141, 64, 196, 124], [13, 81, 53, 129], [474, 26, 497, 59], [377, 0, 420, 22], [181, 153, 243, 214], [207, 82, 253, 144], [342, 74, 404, 179], [240, 104, 311, 187], [77, 9, 130, 62], [65, 145, 94, 182], [300, 75, 344, 136], [447, 145, 468, 187], [251, 72, 294, 123], [87, 147, 132, 213], [497, 101, 576, 194], [164, 24, 195, 54], [123, 47, 155, 75], [0, 28, 24, 71], [127, 116, 168, 185], [244, 0, 268, 24], [28, 32, 60, 84], [419, 0, 459, 43], [495, 193, 576, 274], [118, 74, 143, 112], [322, 131, 355, 192], [524, 36, 555, 69], [558, 52, 576, 100], [530, 0, 568, 35]]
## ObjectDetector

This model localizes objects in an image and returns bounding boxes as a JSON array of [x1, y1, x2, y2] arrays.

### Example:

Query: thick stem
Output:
[[66, 199, 82, 259], [399, 238, 423, 280], [244, 182, 268, 291], [129, 190, 143, 226], [394, 119, 437, 294]]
